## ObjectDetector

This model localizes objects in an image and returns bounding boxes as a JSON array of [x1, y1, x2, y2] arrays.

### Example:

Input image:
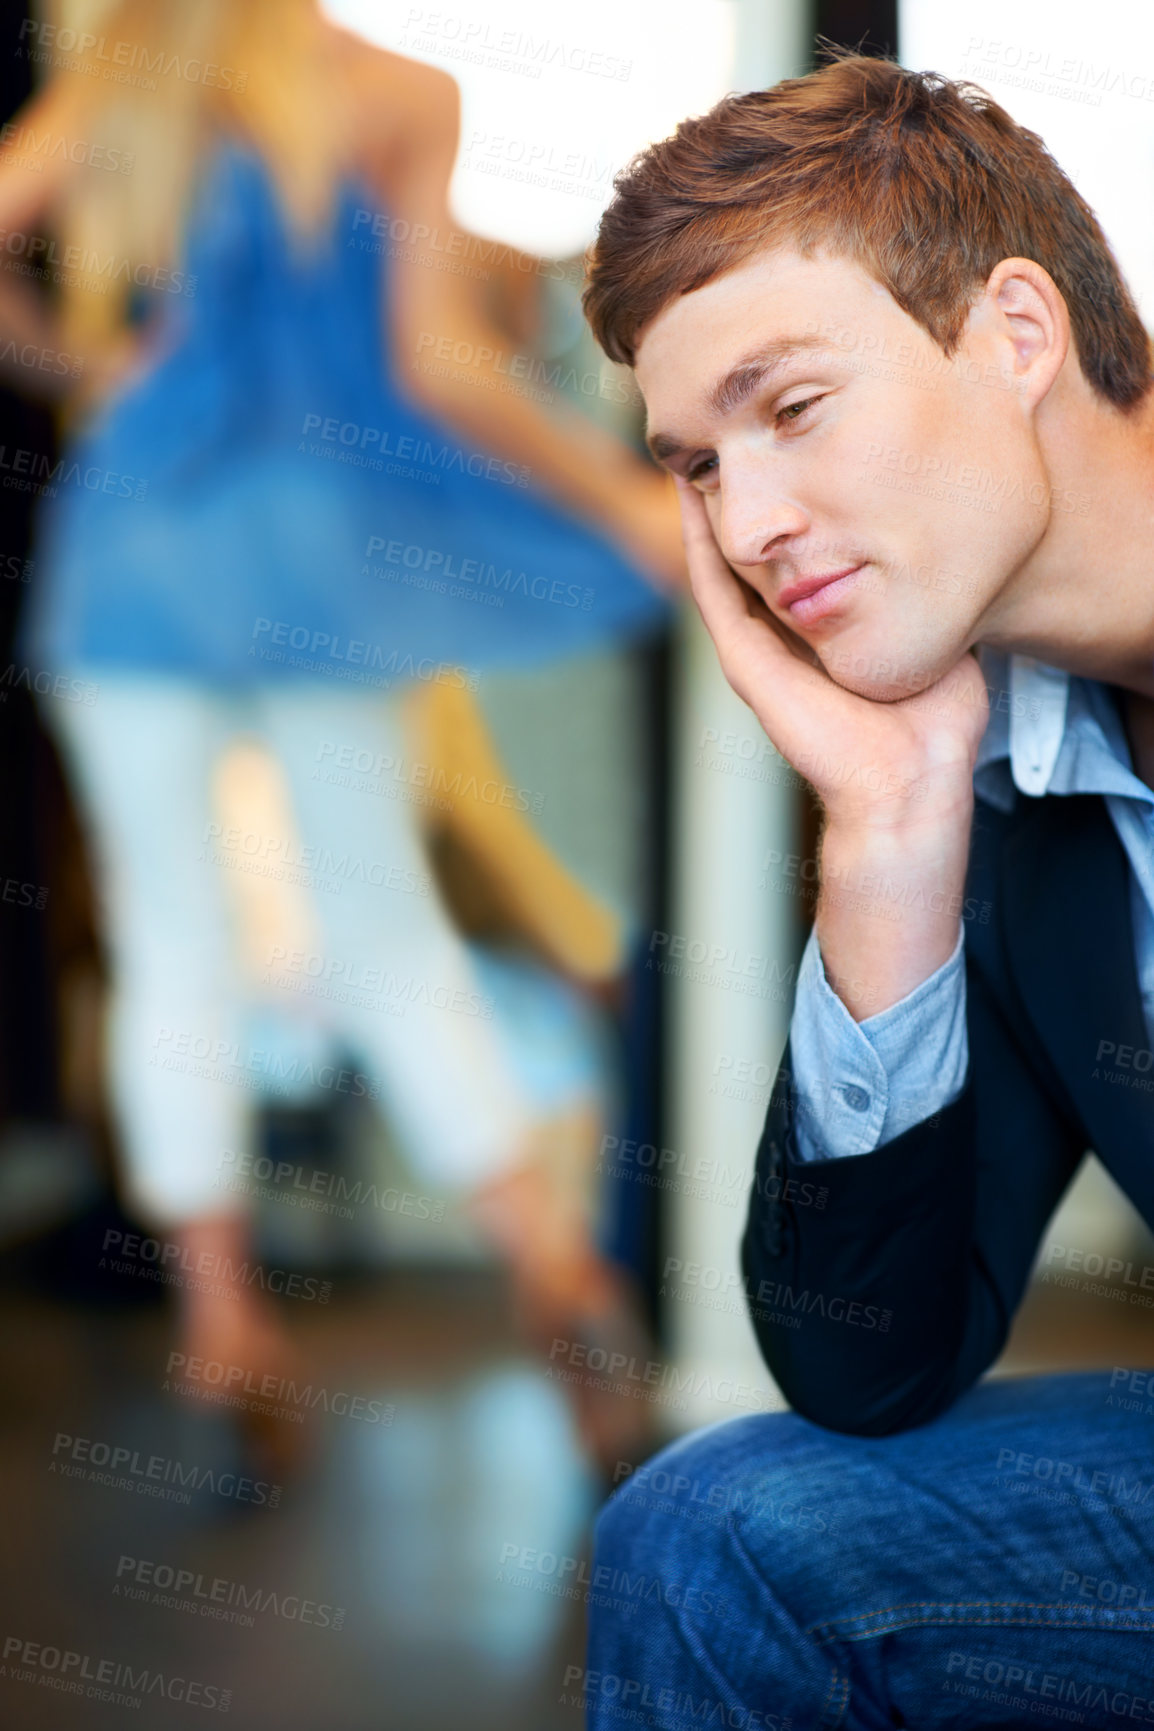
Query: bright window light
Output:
[[900, 0, 1154, 326], [323, 0, 738, 256]]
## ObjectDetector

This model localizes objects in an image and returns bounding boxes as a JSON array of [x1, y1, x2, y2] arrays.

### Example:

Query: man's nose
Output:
[[714, 471, 808, 570]]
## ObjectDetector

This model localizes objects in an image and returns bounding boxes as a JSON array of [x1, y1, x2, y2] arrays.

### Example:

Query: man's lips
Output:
[[778, 564, 866, 626]]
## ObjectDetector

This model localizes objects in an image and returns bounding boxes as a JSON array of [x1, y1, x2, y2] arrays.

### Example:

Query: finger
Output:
[[675, 481, 825, 689], [674, 481, 813, 665], [674, 479, 757, 637], [733, 569, 825, 671], [673, 481, 875, 779]]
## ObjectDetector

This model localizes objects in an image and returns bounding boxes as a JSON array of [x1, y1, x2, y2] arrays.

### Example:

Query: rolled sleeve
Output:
[[788, 924, 969, 1160]]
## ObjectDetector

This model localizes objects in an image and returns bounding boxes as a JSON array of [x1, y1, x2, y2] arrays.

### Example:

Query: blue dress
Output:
[[24, 141, 669, 683]]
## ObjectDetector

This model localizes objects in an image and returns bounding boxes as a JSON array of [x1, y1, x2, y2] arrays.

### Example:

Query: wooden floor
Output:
[[0, 1271, 597, 1731], [1, 1240, 1150, 1730], [998, 1271, 1154, 1378]]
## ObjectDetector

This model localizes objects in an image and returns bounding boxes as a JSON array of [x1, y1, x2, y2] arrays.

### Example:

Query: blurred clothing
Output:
[[47, 678, 616, 1222], [588, 1372, 1154, 1729], [24, 142, 668, 683]]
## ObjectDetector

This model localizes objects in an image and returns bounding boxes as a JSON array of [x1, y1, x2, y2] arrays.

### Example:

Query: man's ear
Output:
[[977, 257, 1069, 406]]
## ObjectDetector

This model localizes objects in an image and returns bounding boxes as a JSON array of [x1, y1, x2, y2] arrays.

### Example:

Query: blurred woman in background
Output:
[[1, 0, 680, 1444]]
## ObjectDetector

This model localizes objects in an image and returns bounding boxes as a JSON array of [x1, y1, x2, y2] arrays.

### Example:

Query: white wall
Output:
[[899, 0, 1154, 327], [324, 0, 741, 256]]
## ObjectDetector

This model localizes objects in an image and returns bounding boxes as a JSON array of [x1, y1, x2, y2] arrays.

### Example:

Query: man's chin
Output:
[[819, 643, 943, 704]]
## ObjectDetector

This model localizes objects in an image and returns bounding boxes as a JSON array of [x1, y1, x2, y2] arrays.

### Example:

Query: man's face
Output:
[[634, 246, 1051, 700]]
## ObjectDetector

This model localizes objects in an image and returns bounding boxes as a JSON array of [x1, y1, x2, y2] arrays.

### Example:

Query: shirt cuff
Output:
[[787, 924, 968, 1160]]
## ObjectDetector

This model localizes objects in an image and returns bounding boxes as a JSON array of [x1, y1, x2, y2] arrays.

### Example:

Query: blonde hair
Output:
[[46, 0, 352, 350]]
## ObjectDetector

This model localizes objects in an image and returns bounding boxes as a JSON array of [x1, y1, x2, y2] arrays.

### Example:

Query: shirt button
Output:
[[841, 1084, 871, 1113]]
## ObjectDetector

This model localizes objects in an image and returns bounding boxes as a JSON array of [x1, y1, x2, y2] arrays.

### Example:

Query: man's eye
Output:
[[684, 400, 819, 482], [777, 396, 819, 426]]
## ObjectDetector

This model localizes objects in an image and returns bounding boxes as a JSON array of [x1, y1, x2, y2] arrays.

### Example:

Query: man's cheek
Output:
[[740, 570, 785, 626], [731, 561, 770, 597]]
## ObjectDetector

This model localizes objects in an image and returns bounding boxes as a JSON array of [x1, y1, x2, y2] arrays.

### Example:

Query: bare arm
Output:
[[358, 52, 684, 592], [0, 81, 82, 394], [0, 77, 141, 402]]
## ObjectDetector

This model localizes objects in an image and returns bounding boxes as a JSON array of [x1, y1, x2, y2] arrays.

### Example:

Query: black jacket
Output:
[[741, 791, 1154, 1436]]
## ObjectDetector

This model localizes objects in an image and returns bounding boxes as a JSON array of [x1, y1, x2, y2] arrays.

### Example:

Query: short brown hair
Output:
[[583, 52, 1152, 409]]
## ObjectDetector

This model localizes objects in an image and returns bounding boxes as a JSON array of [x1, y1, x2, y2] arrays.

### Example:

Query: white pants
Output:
[[48, 678, 538, 1226]]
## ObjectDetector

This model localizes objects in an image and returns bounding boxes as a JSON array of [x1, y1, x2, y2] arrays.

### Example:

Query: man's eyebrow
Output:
[[646, 333, 832, 463], [708, 333, 831, 417], [647, 431, 686, 462]]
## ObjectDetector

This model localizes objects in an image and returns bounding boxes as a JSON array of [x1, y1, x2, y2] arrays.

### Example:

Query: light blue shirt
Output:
[[789, 647, 1154, 1161]]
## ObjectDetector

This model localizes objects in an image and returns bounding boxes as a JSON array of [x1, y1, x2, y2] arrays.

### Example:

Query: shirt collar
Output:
[[974, 647, 1153, 812]]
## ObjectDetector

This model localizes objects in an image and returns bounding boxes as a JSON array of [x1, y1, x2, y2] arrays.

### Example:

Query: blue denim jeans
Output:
[[583, 1372, 1154, 1730]]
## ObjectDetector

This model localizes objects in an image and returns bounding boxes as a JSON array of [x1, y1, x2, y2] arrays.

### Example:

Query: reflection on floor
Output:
[[3, 1248, 1151, 1731], [998, 1265, 1154, 1377], [0, 1274, 601, 1730]]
